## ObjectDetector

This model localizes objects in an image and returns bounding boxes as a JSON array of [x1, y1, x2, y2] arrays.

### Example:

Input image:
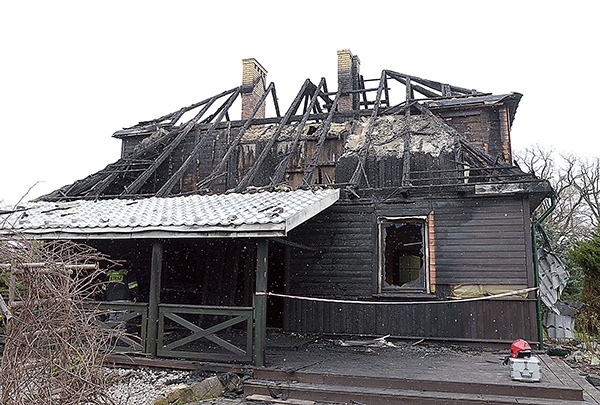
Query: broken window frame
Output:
[[377, 215, 430, 294]]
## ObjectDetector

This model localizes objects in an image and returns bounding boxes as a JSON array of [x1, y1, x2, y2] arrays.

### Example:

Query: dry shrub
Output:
[[0, 236, 120, 404]]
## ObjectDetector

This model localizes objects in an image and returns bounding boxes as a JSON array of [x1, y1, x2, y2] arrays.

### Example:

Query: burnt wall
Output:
[[122, 128, 346, 194], [288, 194, 531, 293], [336, 151, 458, 189], [287, 204, 375, 299], [120, 135, 145, 157], [285, 298, 538, 342], [432, 196, 532, 285], [283, 193, 536, 341], [437, 105, 511, 163]]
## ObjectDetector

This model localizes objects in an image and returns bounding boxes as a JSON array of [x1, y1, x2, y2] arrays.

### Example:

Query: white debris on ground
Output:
[[102, 367, 198, 405], [335, 334, 399, 348], [99, 368, 249, 405]]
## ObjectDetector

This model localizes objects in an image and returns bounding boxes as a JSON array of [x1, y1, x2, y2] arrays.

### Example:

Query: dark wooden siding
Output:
[[432, 196, 529, 284], [441, 110, 487, 151], [120, 135, 143, 157], [287, 204, 375, 299], [284, 298, 538, 343], [283, 194, 535, 341], [439, 106, 510, 164]]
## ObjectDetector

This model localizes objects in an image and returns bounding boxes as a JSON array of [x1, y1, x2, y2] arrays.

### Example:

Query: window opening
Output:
[[379, 218, 427, 291]]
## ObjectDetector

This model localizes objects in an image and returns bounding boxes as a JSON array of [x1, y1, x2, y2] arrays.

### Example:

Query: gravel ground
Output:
[[103, 367, 247, 405]]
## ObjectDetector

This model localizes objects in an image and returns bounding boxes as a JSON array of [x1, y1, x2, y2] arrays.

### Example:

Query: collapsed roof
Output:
[[37, 49, 548, 204]]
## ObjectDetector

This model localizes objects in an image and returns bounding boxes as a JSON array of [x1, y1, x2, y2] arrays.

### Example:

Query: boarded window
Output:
[[378, 217, 428, 292]]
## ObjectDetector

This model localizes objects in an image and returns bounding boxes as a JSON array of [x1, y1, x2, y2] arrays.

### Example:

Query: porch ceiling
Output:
[[1, 189, 339, 239]]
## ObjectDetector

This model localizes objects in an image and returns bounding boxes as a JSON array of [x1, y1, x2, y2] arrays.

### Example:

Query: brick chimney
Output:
[[337, 49, 361, 111], [241, 58, 268, 120]]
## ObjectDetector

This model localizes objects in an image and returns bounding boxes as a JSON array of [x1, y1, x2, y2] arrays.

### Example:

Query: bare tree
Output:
[[516, 146, 600, 304], [516, 146, 599, 251], [0, 234, 120, 404]]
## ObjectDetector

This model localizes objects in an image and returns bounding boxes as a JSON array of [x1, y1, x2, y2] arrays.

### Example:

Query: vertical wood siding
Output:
[[284, 195, 535, 341]]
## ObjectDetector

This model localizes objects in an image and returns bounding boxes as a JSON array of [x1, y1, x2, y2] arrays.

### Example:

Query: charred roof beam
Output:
[[121, 87, 239, 196], [270, 78, 326, 187], [115, 90, 241, 137], [302, 87, 342, 187], [401, 77, 413, 187], [349, 70, 387, 188], [156, 88, 242, 197], [197, 82, 276, 191], [386, 70, 485, 98], [233, 79, 312, 192]]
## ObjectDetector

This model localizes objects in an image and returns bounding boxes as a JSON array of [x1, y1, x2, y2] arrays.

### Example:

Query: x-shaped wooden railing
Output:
[[157, 304, 253, 362]]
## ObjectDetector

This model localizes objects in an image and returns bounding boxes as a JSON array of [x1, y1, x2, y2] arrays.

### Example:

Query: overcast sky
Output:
[[1, 1, 598, 206]]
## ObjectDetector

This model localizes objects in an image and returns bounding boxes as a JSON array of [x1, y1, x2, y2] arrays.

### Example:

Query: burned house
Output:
[[1, 50, 553, 364]]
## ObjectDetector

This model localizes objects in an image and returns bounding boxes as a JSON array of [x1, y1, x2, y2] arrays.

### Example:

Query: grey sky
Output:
[[1, 1, 598, 206]]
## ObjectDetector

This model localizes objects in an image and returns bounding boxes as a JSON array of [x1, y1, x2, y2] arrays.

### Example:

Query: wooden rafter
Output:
[[233, 80, 311, 192], [121, 87, 239, 196], [349, 70, 387, 187], [401, 77, 413, 187], [270, 78, 326, 187], [156, 88, 241, 197], [301, 87, 342, 187], [84, 131, 176, 198], [386, 70, 485, 98], [197, 83, 276, 191]]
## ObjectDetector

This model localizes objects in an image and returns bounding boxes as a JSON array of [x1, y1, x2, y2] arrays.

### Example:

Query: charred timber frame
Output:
[[270, 78, 326, 187], [37, 66, 532, 202], [234, 80, 311, 192], [123, 88, 239, 196], [349, 70, 387, 188], [197, 83, 277, 191], [301, 87, 342, 186], [81, 130, 179, 198], [156, 88, 241, 197], [401, 77, 413, 187]]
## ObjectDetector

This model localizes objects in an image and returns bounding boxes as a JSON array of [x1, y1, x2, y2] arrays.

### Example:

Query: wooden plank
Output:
[[105, 354, 197, 370], [254, 240, 268, 366], [246, 394, 315, 404], [545, 356, 600, 404], [162, 312, 247, 355], [147, 240, 163, 356]]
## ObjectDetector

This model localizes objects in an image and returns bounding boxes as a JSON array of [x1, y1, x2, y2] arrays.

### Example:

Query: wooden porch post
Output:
[[254, 239, 268, 366], [146, 240, 163, 357]]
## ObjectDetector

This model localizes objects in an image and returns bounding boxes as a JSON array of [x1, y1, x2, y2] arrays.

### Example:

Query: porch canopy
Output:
[[2, 188, 339, 239], [2, 188, 339, 365]]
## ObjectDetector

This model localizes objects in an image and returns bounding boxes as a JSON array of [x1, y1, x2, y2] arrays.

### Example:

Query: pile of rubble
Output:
[[100, 368, 245, 405]]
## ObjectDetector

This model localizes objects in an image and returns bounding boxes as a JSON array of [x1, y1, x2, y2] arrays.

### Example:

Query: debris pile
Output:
[[99, 369, 245, 405]]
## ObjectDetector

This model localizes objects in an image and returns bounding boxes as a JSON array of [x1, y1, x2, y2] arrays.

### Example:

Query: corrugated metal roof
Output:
[[1, 189, 339, 239]]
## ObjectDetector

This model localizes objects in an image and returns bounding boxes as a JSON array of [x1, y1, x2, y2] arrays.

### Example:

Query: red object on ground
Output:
[[510, 339, 532, 358]]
